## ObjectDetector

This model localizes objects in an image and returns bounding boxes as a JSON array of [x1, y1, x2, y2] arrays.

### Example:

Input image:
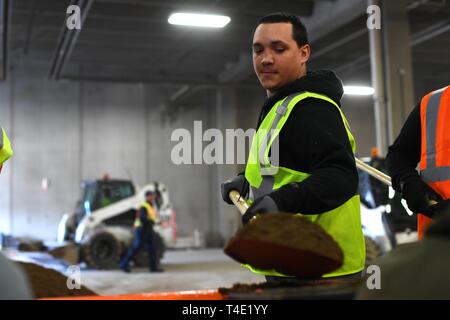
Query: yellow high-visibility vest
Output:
[[244, 91, 365, 278], [0, 127, 13, 167], [133, 202, 157, 228]]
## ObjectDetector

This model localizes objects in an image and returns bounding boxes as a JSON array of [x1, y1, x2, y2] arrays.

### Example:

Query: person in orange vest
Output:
[[119, 191, 164, 273], [386, 86, 450, 239], [369, 147, 388, 206]]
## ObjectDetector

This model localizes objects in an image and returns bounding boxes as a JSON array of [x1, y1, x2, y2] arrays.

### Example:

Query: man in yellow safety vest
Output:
[[0, 126, 33, 299], [221, 12, 365, 282], [119, 191, 163, 273], [0, 127, 13, 174]]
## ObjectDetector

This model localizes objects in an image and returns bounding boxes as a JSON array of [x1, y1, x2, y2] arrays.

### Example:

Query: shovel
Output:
[[223, 157, 432, 278], [354, 157, 439, 207], [355, 157, 392, 186], [224, 157, 445, 277], [223, 190, 344, 278]]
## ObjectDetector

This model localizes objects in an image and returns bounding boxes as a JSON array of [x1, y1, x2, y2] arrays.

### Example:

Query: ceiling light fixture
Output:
[[344, 86, 375, 96], [168, 13, 231, 28]]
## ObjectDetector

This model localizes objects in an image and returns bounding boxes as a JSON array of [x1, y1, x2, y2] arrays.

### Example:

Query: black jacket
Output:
[[386, 102, 421, 192], [257, 70, 359, 214]]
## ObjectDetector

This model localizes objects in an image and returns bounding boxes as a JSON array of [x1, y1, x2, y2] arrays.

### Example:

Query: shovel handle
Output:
[[230, 159, 437, 213], [355, 157, 392, 187], [229, 190, 249, 215], [355, 157, 438, 206], [230, 160, 393, 214]]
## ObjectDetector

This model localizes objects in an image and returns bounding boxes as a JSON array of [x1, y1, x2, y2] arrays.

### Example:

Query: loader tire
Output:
[[82, 231, 122, 269], [133, 232, 166, 267]]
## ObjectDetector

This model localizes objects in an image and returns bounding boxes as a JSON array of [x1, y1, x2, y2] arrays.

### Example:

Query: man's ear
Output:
[[299, 44, 310, 64]]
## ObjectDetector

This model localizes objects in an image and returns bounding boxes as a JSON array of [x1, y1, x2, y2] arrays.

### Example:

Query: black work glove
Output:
[[424, 200, 450, 237], [401, 176, 443, 216], [221, 174, 248, 205], [242, 195, 279, 225], [423, 199, 450, 219]]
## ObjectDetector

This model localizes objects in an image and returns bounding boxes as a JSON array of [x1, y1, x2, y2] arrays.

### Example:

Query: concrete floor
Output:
[[6, 248, 264, 296], [79, 249, 264, 296], [6, 236, 421, 297]]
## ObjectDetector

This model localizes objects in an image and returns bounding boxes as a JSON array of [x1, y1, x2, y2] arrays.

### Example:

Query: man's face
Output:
[[252, 22, 310, 95]]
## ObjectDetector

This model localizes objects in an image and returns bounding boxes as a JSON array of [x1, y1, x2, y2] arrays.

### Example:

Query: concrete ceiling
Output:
[[10, 0, 315, 83], [7, 0, 450, 96]]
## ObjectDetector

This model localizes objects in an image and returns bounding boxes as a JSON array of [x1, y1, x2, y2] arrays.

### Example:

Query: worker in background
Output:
[[221, 13, 365, 281], [119, 191, 164, 273], [0, 127, 13, 174], [0, 127, 33, 299], [100, 187, 113, 208], [369, 147, 388, 206], [386, 85, 450, 239]]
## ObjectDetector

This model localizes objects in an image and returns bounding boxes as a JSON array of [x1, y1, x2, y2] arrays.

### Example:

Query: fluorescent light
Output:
[[168, 13, 231, 28], [344, 86, 375, 96]]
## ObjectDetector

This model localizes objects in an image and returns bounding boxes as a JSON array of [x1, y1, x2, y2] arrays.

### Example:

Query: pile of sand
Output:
[[218, 278, 358, 299], [218, 278, 352, 294], [18, 262, 97, 299]]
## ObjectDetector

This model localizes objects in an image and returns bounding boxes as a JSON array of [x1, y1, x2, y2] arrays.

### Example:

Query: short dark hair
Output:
[[255, 12, 309, 47]]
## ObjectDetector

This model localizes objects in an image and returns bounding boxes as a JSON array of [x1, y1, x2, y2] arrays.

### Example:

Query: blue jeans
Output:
[[119, 226, 158, 271]]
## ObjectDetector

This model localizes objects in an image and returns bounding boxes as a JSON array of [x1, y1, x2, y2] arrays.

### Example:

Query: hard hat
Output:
[[371, 147, 380, 158], [145, 190, 155, 197]]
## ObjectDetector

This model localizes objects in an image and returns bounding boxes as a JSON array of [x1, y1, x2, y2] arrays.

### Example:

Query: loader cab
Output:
[[76, 179, 135, 218]]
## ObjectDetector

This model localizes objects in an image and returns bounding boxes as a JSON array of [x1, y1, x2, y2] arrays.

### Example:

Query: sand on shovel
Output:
[[224, 213, 343, 278]]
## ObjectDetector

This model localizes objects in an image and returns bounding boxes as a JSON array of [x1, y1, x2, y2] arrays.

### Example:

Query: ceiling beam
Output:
[[48, 0, 93, 80], [22, 0, 37, 55], [335, 19, 450, 76], [302, 0, 367, 43], [0, 0, 10, 81], [61, 73, 257, 88], [410, 19, 450, 45], [92, 0, 314, 17], [218, 0, 368, 84]]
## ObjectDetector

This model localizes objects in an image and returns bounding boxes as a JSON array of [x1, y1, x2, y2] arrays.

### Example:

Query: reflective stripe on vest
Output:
[[0, 127, 13, 165], [418, 85, 450, 239], [133, 202, 157, 228], [244, 91, 365, 278]]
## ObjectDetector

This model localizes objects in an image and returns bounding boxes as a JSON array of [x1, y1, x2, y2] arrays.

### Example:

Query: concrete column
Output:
[[368, 0, 389, 155], [212, 87, 241, 246], [382, 0, 415, 143]]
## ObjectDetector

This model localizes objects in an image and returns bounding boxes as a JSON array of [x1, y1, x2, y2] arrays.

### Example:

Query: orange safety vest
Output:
[[418, 85, 450, 239]]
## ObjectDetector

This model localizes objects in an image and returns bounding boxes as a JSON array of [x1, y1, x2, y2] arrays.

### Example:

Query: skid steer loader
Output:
[[57, 177, 177, 269]]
